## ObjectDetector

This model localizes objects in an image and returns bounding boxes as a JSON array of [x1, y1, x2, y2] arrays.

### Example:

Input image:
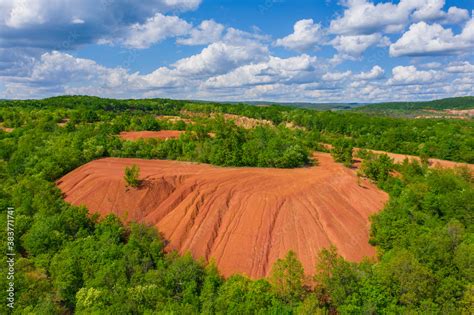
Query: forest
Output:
[[356, 96, 474, 111], [0, 96, 472, 314]]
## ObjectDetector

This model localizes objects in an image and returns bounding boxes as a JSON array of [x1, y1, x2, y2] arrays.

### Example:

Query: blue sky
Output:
[[0, 0, 473, 102]]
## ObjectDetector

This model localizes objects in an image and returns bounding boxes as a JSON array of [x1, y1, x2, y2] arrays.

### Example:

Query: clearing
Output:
[[119, 130, 184, 141]]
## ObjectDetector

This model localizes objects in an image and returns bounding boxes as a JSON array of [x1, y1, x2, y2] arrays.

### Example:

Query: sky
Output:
[[0, 0, 473, 102]]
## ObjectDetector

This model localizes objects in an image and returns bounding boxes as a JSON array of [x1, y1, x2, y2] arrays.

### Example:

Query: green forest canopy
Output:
[[356, 96, 474, 111]]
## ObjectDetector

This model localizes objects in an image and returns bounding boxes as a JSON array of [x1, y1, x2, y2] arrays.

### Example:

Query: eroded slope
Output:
[[57, 153, 388, 278]]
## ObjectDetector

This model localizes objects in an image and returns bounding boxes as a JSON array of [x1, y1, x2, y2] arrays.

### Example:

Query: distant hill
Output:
[[357, 96, 474, 111], [243, 101, 365, 110], [210, 100, 366, 111]]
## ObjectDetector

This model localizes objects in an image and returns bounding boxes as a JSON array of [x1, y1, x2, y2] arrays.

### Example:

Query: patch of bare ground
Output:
[[0, 123, 14, 132], [179, 110, 273, 129], [156, 115, 193, 124], [119, 130, 184, 141], [416, 109, 474, 120], [353, 148, 474, 172], [57, 118, 70, 127], [57, 152, 388, 278], [322, 143, 473, 172]]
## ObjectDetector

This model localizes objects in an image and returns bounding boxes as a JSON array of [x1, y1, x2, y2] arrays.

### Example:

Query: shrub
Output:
[[124, 164, 141, 188]]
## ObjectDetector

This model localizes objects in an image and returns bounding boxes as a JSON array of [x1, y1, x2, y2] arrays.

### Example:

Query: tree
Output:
[[124, 164, 141, 188], [269, 251, 305, 304], [331, 138, 353, 167], [359, 153, 394, 183]]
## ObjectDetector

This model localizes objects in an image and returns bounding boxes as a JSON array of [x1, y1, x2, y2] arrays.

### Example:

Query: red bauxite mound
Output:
[[119, 130, 184, 140], [57, 153, 388, 278]]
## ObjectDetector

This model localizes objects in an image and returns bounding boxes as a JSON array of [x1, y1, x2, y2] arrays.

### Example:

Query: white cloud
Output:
[[329, 0, 469, 35], [204, 54, 319, 88], [322, 71, 352, 82], [177, 20, 224, 45], [388, 65, 444, 85], [222, 27, 270, 45], [2, 50, 471, 103], [0, 47, 38, 77], [173, 41, 268, 76], [354, 65, 384, 80], [71, 18, 85, 24], [0, 0, 202, 49], [389, 19, 474, 57], [0, 1, 472, 103], [275, 19, 324, 51], [445, 61, 474, 73], [420, 62, 442, 69], [412, 2, 469, 24], [120, 13, 192, 49], [331, 33, 389, 60]]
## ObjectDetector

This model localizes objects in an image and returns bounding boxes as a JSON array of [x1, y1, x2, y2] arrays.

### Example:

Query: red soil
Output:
[[0, 127, 13, 133], [354, 148, 474, 171], [57, 153, 388, 278], [119, 130, 184, 141], [0, 123, 14, 132], [322, 143, 473, 171]]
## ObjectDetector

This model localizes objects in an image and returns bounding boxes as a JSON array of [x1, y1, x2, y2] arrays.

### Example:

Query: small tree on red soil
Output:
[[124, 164, 141, 188]]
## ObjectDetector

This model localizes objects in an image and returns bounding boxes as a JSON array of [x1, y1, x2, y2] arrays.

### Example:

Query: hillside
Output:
[[358, 96, 474, 111], [57, 153, 388, 278]]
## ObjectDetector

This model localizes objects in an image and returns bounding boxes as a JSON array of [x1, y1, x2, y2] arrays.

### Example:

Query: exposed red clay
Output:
[[119, 130, 184, 141], [322, 143, 473, 171], [354, 148, 474, 171], [57, 153, 388, 278]]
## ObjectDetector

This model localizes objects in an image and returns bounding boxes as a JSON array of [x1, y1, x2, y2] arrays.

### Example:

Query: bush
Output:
[[359, 153, 394, 183], [124, 164, 141, 188]]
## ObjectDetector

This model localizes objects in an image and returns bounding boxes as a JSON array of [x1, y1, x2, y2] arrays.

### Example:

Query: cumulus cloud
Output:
[[275, 19, 324, 51], [445, 61, 474, 73], [389, 19, 474, 57], [322, 71, 352, 82], [0, 0, 472, 103], [0, 0, 201, 49], [204, 54, 319, 88], [177, 20, 225, 46], [6, 51, 129, 87], [331, 33, 389, 60], [354, 65, 384, 80], [0, 51, 185, 98], [2, 48, 471, 103], [118, 13, 192, 49], [0, 47, 38, 77], [329, 0, 469, 35], [388, 65, 444, 85], [412, 2, 469, 24], [173, 41, 268, 76]]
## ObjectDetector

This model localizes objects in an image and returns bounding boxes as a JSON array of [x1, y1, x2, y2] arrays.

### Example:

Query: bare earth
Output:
[[322, 143, 473, 171], [416, 109, 474, 120], [57, 153, 387, 278], [119, 130, 184, 141], [355, 148, 474, 171], [180, 110, 273, 129]]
